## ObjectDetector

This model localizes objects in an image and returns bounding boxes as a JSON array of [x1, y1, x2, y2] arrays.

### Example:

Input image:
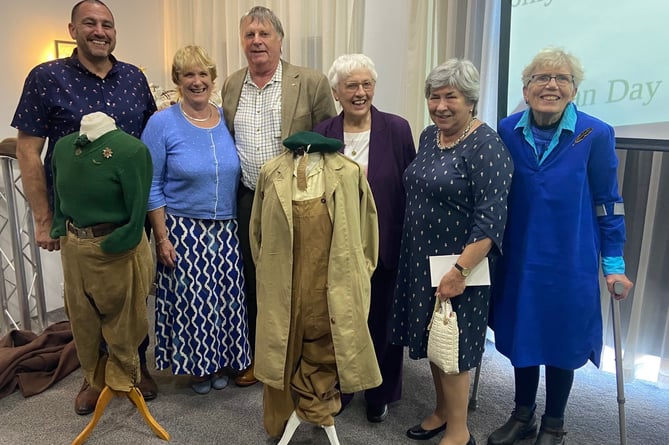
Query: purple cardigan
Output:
[[313, 106, 416, 269]]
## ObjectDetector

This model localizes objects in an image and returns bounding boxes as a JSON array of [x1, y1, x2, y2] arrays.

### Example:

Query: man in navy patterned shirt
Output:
[[10, 0, 157, 415]]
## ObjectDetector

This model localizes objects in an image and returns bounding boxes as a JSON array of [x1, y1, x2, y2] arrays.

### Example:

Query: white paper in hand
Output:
[[429, 255, 491, 287]]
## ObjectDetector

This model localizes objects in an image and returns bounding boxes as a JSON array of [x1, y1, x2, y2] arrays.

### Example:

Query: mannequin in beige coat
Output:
[[250, 132, 381, 444]]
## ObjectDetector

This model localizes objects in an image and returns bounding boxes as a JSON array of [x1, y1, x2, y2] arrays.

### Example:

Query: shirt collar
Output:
[[244, 60, 283, 88], [515, 102, 578, 165], [515, 101, 577, 134], [66, 49, 118, 77]]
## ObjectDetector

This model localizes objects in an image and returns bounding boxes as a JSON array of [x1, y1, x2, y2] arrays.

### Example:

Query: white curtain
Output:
[[601, 149, 669, 388], [404, 0, 501, 140], [162, 0, 364, 88]]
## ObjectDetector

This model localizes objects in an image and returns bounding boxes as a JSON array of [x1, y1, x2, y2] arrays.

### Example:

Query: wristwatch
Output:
[[454, 262, 471, 278]]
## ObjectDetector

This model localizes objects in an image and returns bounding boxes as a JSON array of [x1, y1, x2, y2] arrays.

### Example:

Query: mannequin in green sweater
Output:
[[51, 111, 153, 394]]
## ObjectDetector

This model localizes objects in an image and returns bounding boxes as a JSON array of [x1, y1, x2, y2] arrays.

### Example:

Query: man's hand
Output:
[[34, 219, 60, 251]]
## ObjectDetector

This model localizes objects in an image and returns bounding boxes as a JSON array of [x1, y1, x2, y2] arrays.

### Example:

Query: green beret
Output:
[[283, 131, 343, 154]]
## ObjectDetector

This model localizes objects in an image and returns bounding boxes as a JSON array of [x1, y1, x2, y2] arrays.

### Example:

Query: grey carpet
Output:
[[1, 307, 667, 444]]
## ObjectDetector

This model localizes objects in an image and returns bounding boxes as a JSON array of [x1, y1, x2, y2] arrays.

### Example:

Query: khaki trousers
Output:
[[60, 232, 153, 392], [264, 197, 340, 437]]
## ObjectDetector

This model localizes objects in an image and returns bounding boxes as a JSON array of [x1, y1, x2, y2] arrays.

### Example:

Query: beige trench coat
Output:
[[250, 151, 381, 393]]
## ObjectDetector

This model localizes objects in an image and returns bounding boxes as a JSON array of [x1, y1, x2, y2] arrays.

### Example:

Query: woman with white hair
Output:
[[314, 53, 416, 423]]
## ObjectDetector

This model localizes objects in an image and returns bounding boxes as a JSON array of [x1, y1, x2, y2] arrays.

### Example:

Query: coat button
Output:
[[330, 317, 335, 324], [321, 197, 326, 203]]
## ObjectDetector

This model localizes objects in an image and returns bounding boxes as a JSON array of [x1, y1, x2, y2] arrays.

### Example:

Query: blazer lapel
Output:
[[272, 153, 294, 223], [324, 153, 344, 203], [367, 106, 387, 186], [281, 61, 300, 140], [223, 69, 247, 134]]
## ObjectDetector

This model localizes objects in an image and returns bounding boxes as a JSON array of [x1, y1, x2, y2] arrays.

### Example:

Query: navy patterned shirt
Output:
[[11, 50, 157, 205]]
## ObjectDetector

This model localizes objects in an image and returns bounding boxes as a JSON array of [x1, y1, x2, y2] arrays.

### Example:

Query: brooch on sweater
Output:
[[102, 147, 113, 159], [74, 134, 89, 156], [573, 128, 593, 146]]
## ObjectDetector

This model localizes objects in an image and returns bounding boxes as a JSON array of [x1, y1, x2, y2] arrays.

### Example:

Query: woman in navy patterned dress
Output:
[[392, 59, 513, 445]]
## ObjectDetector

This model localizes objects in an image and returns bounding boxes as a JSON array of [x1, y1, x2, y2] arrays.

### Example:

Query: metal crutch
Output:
[[611, 281, 627, 445]]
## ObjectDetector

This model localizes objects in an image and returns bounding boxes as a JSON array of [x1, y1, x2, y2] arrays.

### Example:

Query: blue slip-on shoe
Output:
[[191, 376, 212, 394], [212, 374, 230, 390]]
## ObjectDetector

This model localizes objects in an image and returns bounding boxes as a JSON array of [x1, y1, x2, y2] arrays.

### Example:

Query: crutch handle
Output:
[[613, 281, 624, 296], [613, 281, 625, 295]]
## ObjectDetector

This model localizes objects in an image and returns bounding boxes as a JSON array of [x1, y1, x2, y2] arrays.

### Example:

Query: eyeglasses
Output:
[[343, 81, 375, 93], [528, 74, 574, 87]]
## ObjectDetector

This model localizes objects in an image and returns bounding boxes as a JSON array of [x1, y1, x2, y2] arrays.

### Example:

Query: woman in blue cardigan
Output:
[[142, 45, 251, 395]]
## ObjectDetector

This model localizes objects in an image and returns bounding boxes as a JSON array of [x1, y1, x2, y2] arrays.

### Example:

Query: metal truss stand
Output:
[[0, 138, 47, 335]]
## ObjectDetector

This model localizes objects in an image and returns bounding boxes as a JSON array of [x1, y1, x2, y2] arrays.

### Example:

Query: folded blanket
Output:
[[0, 321, 80, 399]]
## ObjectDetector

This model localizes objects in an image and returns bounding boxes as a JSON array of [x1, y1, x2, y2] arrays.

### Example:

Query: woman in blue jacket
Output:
[[489, 48, 634, 445]]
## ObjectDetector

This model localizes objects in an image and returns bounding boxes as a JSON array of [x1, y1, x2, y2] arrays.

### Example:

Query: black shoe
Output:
[[535, 416, 566, 445], [534, 428, 566, 445], [366, 403, 388, 423], [487, 406, 537, 445], [406, 422, 447, 440]]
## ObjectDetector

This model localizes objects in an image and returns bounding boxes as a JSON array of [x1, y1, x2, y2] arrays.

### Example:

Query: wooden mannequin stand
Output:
[[71, 386, 170, 444]]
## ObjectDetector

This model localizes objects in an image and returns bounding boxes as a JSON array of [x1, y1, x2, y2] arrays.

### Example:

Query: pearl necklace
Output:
[[180, 103, 212, 122], [436, 118, 476, 150]]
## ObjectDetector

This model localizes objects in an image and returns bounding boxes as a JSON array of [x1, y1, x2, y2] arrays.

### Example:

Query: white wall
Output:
[[1, 0, 165, 138], [361, 0, 410, 118]]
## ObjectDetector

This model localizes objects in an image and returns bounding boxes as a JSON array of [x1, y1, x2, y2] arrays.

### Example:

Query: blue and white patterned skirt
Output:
[[154, 214, 251, 376]]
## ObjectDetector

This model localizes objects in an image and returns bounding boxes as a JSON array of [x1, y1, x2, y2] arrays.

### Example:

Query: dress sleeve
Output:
[[586, 122, 625, 257], [467, 130, 514, 254]]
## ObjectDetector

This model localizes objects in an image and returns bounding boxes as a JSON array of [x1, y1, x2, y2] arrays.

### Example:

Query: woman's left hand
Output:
[[605, 274, 634, 300], [156, 239, 177, 268], [435, 267, 466, 301]]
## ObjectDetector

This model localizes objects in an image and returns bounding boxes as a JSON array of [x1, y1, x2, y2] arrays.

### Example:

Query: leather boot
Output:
[[534, 416, 567, 445], [234, 362, 258, 387], [74, 379, 101, 415], [487, 405, 537, 445], [138, 364, 158, 401]]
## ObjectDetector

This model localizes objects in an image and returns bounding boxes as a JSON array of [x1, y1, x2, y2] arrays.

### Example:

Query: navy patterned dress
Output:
[[391, 123, 513, 371]]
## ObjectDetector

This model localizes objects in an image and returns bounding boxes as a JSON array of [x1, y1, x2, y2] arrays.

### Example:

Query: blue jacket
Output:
[[492, 104, 625, 369]]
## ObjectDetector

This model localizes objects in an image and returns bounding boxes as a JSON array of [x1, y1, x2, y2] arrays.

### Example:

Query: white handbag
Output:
[[427, 298, 459, 374]]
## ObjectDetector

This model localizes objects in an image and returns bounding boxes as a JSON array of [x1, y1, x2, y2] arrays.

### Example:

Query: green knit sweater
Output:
[[51, 129, 152, 253]]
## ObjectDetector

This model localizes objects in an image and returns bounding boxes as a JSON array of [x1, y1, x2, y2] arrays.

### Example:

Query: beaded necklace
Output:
[[436, 118, 476, 150]]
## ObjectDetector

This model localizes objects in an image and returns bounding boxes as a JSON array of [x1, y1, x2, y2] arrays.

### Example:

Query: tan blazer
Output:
[[249, 152, 382, 393], [221, 60, 336, 141]]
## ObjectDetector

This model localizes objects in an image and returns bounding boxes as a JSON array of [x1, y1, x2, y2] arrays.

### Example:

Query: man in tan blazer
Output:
[[221, 5, 336, 387]]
